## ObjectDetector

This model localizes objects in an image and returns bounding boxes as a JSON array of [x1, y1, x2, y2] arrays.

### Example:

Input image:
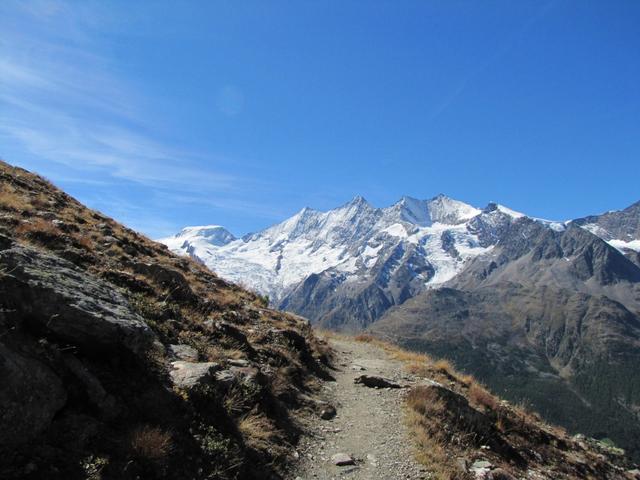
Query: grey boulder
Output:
[[170, 361, 220, 389], [0, 243, 157, 355]]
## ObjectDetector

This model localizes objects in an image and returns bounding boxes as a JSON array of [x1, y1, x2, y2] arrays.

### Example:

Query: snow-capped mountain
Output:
[[161, 195, 639, 326], [161, 195, 547, 309]]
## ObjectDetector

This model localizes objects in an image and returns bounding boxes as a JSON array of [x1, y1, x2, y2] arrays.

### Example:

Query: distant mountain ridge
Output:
[[161, 195, 567, 307], [160, 197, 639, 331], [161, 197, 639, 307]]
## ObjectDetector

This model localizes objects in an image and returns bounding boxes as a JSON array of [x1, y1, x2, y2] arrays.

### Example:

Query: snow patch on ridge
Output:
[[609, 239, 640, 252]]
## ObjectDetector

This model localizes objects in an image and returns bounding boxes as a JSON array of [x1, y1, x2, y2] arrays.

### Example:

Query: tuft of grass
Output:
[[237, 414, 277, 451], [468, 382, 499, 411], [130, 425, 173, 464], [213, 288, 243, 308], [354, 333, 376, 343], [405, 386, 467, 480], [0, 186, 32, 212], [16, 218, 63, 238], [433, 358, 456, 376], [73, 234, 94, 251]]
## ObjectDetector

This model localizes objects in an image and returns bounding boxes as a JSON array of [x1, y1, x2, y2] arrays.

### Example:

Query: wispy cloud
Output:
[[0, 0, 255, 207]]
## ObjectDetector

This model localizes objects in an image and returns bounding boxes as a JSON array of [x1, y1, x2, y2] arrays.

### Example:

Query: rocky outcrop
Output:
[[0, 239, 157, 355], [169, 361, 220, 389], [572, 200, 640, 242]]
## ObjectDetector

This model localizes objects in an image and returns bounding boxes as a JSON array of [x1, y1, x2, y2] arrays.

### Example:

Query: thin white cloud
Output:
[[0, 0, 251, 194]]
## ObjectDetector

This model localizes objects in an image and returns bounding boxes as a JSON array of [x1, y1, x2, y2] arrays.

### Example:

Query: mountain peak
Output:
[[429, 193, 449, 201], [162, 224, 236, 248], [336, 195, 374, 214], [426, 195, 481, 224], [485, 203, 525, 219], [387, 196, 431, 226], [345, 195, 370, 207], [398, 195, 421, 204]]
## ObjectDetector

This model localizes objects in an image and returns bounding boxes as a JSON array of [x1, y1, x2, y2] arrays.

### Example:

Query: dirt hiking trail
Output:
[[292, 337, 429, 479]]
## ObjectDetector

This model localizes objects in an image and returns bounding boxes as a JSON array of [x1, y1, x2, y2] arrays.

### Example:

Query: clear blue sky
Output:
[[1, 1, 639, 238]]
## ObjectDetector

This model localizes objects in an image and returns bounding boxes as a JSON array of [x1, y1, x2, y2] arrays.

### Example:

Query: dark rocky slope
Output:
[[0, 161, 332, 480]]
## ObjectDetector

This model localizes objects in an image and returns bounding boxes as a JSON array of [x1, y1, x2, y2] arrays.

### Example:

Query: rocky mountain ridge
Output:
[[161, 194, 640, 330]]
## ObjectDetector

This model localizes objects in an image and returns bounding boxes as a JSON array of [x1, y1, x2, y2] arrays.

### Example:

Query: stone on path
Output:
[[331, 452, 355, 466], [320, 405, 337, 420], [354, 375, 402, 389]]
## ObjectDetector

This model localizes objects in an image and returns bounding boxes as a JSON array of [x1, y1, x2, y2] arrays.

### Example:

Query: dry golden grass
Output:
[[237, 414, 277, 451], [468, 382, 499, 411], [213, 288, 244, 308], [16, 218, 63, 237], [352, 334, 478, 390], [354, 332, 375, 342], [0, 186, 32, 211], [315, 328, 352, 343], [405, 362, 431, 377], [513, 399, 543, 426], [74, 234, 94, 251], [355, 333, 432, 363], [30, 192, 52, 209], [130, 425, 173, 463], [405, 387, 467, 480], [433, 358, 456, 376], [456, 373, 474, 387]]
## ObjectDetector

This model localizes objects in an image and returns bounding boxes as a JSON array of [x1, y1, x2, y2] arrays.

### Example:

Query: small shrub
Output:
[[354, 333, 376, 343], [238, 414, 277, 451], [433, 358, 455, 376], [258, 294, 270, 307], [0, 187, 31, 211], [197, 425, 234, 460], [80, 454, 109, 478], [130, 293, 165, 320], [130, 425, 173, 463], [16, 217, 63, 238], [74, 234, 94, 251], [468, 382, 499, 411]]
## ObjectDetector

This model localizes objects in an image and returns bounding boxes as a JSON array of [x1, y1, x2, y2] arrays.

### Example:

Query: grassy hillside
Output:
[[0, 160, 332, 479]]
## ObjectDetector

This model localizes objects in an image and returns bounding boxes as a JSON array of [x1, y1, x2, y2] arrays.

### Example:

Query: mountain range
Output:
[[162, 195, 640, 460]]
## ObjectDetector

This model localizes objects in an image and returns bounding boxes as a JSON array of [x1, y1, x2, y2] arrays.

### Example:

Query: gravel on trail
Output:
[[291, 337, 430, 479]]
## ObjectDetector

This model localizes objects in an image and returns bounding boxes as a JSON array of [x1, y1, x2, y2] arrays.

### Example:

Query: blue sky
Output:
[[1, 1, 639, 238]]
